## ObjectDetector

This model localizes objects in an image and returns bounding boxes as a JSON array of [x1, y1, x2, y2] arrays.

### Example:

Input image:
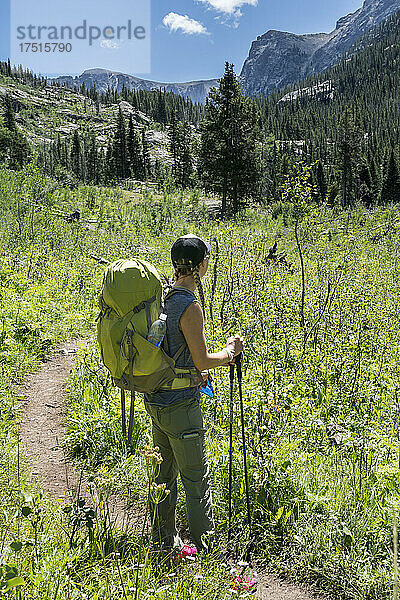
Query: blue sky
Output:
[[0, 0, 363, 82]]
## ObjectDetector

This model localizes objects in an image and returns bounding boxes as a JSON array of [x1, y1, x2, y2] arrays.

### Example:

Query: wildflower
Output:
[[140, 445, 163, 479], [150, 481, 171, 504], [140, 445, 163, 464]]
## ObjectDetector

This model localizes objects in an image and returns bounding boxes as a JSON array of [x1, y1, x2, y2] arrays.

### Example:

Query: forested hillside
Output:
[[2, 5, 400, 213], [256, 9, 400, 207], [0, 60, 202, 188]]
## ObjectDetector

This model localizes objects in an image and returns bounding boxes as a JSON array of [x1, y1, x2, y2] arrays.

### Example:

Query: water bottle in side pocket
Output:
[[147, 313, 167, 347]]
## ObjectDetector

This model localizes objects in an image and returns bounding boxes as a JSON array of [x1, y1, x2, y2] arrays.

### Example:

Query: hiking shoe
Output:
[[173, 544, 198, 562], [230, 572, 257, 592]]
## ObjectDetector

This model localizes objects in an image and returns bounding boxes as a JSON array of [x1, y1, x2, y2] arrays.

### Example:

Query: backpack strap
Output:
[[99, 295, 156, 323], [144, 299, 153, 330], [172, 343, 186, 362], [158, 366, 203, 390], [131, 297, 156, 328], [161, 287, 181, 312], [162, 288, 199, 385]]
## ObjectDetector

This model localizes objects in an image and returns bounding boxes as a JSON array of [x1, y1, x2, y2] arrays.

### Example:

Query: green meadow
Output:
[[1, 163, 400, 599]]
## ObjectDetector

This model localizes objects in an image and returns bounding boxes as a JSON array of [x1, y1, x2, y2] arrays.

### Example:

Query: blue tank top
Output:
[[144, 287, 202, 407]]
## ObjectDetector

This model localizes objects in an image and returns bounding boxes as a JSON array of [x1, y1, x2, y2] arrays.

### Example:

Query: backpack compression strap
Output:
[[98, 296, 156, 330], [120, 297, 156, 439]]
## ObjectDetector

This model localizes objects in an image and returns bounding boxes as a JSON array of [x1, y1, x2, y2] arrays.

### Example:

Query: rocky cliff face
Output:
[[240, 0, 400, 97], [240, 31, 330, 97], [51, 69, 219, 105]]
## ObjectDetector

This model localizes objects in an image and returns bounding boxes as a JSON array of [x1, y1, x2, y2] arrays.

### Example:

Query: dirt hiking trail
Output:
[[20, 341, 326, 600]]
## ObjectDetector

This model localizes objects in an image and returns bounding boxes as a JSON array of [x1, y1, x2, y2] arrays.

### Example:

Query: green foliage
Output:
[[380, 147, 400, 205], [198, 62, 263, 217], [113, 106, 129, 180], [0, 94, 31, 169], [168, 112, 195, 189], [0, 164, 242, 600], [336, 107, 362, 208]]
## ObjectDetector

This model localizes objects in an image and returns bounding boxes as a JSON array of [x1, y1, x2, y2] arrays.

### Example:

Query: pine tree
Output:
[[359, 160, 373, 207], [3, 95, 16, 131], [336, 107, 361, 207], [141, 128, 151, 180], [168, 111, 179, 182], [198, 62, 263, 216], [105, 139, 115, 183], [127, 115, 144, 179], [369, 155, 379, 204], [70, 130, 82, 178], [86, 134, 98, 184], [314, 160, 327, 203], [155, 89, 167, 124], [168, 117, 194, 188], [112, 106, 128, 180], [0, 94, 30, 169], [380, 147, 400, 204], [175, 121, 194, 188]]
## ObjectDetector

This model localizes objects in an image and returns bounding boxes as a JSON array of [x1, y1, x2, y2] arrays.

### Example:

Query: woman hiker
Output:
[[143, 233, 244, 561]]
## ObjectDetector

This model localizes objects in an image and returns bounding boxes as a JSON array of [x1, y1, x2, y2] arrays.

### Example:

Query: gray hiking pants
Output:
[[144, 396, 215, 552]]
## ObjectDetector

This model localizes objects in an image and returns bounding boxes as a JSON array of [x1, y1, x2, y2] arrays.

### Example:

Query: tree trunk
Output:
[[221, 174, 227, 218]]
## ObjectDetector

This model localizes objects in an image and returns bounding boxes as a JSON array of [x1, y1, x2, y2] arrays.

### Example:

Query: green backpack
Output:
[[97, 258, 202, 438]]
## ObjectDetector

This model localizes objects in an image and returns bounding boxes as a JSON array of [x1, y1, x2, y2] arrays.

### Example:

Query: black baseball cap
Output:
[[171, 234, 212, 267]]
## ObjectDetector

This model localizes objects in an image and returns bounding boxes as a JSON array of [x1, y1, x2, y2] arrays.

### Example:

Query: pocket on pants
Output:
[[186, 398, 204, 430], [181, 430, 205, 469]]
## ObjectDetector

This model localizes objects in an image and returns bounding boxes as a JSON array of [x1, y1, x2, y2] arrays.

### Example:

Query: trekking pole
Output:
[[228, 361, 235, 549], [90, 255, 109, 265], [236, 354, 252, 560]]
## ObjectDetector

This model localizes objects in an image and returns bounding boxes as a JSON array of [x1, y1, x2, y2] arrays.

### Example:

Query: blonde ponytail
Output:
[[193, 267, 206, 322]]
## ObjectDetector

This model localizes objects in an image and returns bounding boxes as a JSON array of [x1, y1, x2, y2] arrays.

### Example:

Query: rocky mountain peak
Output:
[[240, 0, 400, 97]]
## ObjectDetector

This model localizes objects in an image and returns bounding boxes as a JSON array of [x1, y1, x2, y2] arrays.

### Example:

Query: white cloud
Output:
[[163, 12, 209, 35], [197, 0, 257, 20], [100, 39, 121, 49]]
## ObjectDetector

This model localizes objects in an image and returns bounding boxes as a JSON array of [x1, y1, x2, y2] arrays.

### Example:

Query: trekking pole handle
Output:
[[234, 352, 243, 380]]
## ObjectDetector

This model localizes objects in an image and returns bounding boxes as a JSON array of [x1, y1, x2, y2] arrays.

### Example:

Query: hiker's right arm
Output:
[[180, 302, 243, 372]]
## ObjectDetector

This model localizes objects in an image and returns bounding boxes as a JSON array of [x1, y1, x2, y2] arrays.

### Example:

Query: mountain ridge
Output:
[[240, 0, 400, 96], [50, 68, 220, 105]]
